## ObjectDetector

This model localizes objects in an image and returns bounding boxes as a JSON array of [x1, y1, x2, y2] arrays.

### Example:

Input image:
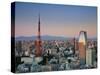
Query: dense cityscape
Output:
[[15, 36, 97, 73], [14, 15, 97, 73]]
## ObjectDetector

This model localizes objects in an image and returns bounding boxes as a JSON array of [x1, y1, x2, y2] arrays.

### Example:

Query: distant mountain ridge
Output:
[[15, 35, 72, 41], [15, 35, 97, 41]]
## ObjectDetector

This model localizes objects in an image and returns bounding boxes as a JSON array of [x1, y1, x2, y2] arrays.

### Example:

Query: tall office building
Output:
[[86, 42, 96, 67], [86, 47, 93, 66], [35, 14, 42, 57], [73, 37, 78, 54], [78, 31, 87, 65], [16, 41, 22, 56]]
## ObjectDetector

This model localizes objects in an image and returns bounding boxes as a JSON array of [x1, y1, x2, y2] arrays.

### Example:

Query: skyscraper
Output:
[[35, 14, 42, 57], [78, 31, 87, 65], [16, 41, 22, 56], [73, 37, 78, 54], [86, 46, 93, 66], [86, 42, 97, 67]]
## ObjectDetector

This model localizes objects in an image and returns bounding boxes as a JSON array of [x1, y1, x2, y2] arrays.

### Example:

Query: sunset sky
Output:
[[14, 2, 97, 38]]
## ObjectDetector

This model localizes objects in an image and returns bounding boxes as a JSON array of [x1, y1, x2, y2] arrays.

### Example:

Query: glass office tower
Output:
[[78, 31, 87, 65]]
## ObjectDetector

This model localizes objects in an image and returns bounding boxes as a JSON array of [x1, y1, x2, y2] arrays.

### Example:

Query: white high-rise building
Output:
[[86, 43, 96, 66], [86, 48, 93, 66]]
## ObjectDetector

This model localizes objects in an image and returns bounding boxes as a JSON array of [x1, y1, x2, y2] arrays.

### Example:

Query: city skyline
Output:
[[11, 2, 97, 73], [14, 2, 97, 38]]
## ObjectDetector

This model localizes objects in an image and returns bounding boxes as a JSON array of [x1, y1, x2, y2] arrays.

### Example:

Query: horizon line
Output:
[[15, 35, 97, 38]]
